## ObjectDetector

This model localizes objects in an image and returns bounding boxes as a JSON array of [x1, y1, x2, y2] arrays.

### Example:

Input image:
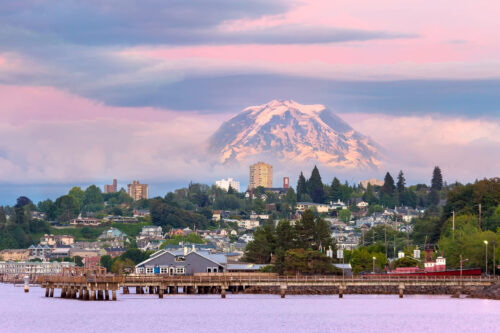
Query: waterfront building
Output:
[[135, 247, 227, 275], [0, 249, 30, 261], [215, 178, 240, 192], [128, 180, 149, 201], [0, 260, 75, 275], [104, 179, 118, 193], [249, 162, 273, 189]]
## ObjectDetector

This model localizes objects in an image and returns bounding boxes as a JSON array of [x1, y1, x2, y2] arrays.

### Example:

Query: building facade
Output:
[[128, 180, 149, 201], [135, 249, 227, 275], [215, 178, 240, 192], [249, 162, 273, 189], [104, 179, 118, 193]]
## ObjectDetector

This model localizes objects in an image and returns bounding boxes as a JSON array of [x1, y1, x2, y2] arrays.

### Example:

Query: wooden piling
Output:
[[90, 290, 96, 301], [280, 288, 286, 299], [221, 288, 226, 299], [105, 290, 110, 301], [61, 287, 66, 298], [159, 288, 164, 299], [112, 290, 117, 301], [50, 288, 54, 297], [399, 283, 405, 299], [45, 287, 49, 297]]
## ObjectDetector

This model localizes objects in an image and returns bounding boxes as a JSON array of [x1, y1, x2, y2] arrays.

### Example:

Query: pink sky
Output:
[[1, 0, 500, 186]]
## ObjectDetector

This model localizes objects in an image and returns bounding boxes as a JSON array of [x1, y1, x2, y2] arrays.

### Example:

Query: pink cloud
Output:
[[340, 112, 500, 182]]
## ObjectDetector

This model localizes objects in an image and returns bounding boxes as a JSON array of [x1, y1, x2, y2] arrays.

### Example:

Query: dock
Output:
[[35, 271, 497, 300]]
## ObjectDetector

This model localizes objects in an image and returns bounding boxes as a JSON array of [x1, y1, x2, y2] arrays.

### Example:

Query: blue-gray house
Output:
[[135, 248, 227, 275]]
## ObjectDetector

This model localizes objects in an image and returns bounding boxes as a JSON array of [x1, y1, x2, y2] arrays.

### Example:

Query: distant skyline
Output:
[[1, 1, 499, 203]]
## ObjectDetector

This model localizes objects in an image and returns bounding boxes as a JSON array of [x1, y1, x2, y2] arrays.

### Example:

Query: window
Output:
[[137, 267, 144, 274], [207, 268, 212, 273], [146, 267, 154, 274], [160, 267, 168, 274], [175, 267, 185, 275], [175, 256, 185, 262], [213, 267, 218, 273]]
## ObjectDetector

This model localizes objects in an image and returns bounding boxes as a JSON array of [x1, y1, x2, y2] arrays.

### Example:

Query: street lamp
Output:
[[459, 255, 468, 281], [372, 256, 376, 274], [484, 240, 488, 276]]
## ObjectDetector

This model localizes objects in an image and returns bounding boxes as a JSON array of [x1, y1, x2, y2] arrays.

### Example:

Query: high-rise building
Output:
[[104, 179, 117, 193], [283, 177, 290, 189], [249, 162, 273, 189], [128, 180, 148, 201], [215, 178, 240, 192]]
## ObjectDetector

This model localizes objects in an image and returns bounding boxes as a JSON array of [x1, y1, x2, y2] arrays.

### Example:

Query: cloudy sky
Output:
[[1, 0, 500, 203]]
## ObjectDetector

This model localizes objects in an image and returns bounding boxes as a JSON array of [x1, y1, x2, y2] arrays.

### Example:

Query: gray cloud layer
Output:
[[0, 1, 408, 46]]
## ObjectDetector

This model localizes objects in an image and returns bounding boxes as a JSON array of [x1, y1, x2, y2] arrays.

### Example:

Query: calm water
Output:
[[0, 284, 499, 333]]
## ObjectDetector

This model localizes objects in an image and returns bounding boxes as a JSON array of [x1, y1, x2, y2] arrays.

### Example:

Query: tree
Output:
[[296, 172, 308, 202], [329, 177, 341, 202], [82, 185, 104, 212], [431, 166, 443, 191], [68, 187, 85, 210], [382, 172, 396, 196], [284, 188, 297, 207], [243, 225, 276, 264], [314, 217, 334, 252], [295, 209, 316, 249], [338, 209, 351, 223], [275, 220, 296, 251], [100, 255, 113, 271], [362, 183, 377, 204], [54, 195, 80, 223], [0, 207, 6, 225], [396, 171, 406, 195], [283, 249, 335, 275], [308, 166, 325, 203]]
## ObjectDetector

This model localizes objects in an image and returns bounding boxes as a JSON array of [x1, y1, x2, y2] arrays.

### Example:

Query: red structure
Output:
[[283, 177, 289, 189]]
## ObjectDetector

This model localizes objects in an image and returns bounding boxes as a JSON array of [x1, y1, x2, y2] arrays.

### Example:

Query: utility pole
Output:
[[372, 228, 375, 245], [479, 204, 482, 231], [393, 234, 396, 258], [384, 222, 388, 258], [452, 211, 455, 240]]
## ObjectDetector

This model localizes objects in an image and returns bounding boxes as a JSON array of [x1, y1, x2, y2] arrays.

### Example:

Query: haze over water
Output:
[[1, 284, 498, 333]]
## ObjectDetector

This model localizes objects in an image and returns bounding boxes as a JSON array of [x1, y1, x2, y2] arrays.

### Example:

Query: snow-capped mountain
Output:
[[208, 100, 381, 169]]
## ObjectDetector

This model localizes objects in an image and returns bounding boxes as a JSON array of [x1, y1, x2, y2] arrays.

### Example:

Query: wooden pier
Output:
[[35, 271, 497, 301]]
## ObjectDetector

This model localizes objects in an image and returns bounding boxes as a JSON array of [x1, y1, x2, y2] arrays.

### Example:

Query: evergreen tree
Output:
[[329, 177, 341, 202], [362, 183, 376, 204], [308, 166, 325, 203], [382, 172, 396, 196], [396, 171, 405, 194], [0, 207, 6, 225], [275, 219, 296, 251], [431, 166, 443, 191], [296, 172, 308, 202], [295, 209, 316, 249], [396, 170, 406, 206], [314, 217, 334, 252], [284, 188, 297, 207]]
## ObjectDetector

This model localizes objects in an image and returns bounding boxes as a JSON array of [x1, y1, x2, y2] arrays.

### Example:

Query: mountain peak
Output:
[[209, 100, 381, 169]]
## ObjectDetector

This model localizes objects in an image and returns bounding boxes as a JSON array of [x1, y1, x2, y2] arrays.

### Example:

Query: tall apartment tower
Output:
[[104, 179, 118, 193], [128, 180, 149, 201], [249, 162, 273, 189]]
